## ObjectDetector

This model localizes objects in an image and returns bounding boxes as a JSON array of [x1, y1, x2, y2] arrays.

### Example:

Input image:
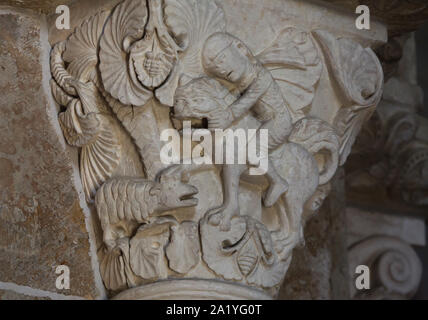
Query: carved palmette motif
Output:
[[49, 0, 383, 296], [131, 0, 178, 89]]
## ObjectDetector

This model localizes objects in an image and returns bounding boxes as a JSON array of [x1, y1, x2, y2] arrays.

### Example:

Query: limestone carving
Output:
[[49, 0, 383, 298], [313, 30, 384, 166]]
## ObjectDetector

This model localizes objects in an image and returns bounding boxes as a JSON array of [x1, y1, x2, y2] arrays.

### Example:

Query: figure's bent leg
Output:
[[248, 113, 292, 207], [263, 159, 289, 207], [208, 164, 246, 231]]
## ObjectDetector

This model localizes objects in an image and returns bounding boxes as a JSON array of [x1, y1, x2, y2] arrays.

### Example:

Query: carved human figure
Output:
[[185, 32, 299, 229], [48, 0, 380, 296]]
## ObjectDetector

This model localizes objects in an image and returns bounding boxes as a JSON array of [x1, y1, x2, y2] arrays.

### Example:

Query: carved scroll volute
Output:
[[313, 30, 384, 166], [348, 236, 422, 299]]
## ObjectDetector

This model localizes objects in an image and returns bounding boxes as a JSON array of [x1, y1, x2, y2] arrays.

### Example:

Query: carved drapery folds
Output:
[[49, 0, 383, 299]]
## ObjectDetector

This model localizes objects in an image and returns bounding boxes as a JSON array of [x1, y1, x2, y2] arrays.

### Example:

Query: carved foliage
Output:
[[313, 30, 384, 165], [49, 0, 382, 296], [200, 216, 288, 288], [99, 0, 153, 106]]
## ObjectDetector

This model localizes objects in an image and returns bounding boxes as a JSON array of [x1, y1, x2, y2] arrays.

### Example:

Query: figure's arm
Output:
[[206, 67, 272, 129], [230, 68, 271, 120]]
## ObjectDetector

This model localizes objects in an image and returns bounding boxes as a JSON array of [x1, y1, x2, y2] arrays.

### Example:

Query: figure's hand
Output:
[[207, 108, 234, 130], [155, 164, 200, 210]]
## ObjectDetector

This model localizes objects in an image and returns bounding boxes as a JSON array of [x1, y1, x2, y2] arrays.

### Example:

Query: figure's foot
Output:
[[207, 205, 237, 232], [263, 179, 289, 207]]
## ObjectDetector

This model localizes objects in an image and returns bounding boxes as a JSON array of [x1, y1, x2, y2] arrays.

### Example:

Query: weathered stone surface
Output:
[[346, 207, 426, 247], [278, 169, 350, 300], [0, 289, 50, 300], [0, 0, 71, 14], [0, 9, 102, 299]]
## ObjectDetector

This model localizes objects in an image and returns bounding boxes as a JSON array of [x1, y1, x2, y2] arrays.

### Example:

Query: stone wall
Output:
[[0, 7, 105, 300]]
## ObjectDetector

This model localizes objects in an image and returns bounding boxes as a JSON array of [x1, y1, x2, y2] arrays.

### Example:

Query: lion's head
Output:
[[172, 76, 237, 128]]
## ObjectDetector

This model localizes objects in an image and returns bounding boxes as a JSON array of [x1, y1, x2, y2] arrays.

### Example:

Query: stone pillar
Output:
[[2, 0, 388, 299], [0, 7, 105, 300]]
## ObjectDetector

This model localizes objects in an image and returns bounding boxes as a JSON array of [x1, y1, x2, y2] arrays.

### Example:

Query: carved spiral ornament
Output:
[[349, 236, 422, 299]]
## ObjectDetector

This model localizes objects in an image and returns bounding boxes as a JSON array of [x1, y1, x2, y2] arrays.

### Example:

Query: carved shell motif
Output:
[[99, 0, 152, 106], [99, 0, 179, 106], [158, 0, 227, 106], [99, 238, 131, 291]]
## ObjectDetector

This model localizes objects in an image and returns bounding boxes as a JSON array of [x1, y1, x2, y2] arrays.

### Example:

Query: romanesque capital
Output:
[[49, 0, 384, 299]]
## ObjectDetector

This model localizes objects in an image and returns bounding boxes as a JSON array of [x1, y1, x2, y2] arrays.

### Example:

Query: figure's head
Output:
[[173, 76, 236, 121], [202, 32, 253, 83]]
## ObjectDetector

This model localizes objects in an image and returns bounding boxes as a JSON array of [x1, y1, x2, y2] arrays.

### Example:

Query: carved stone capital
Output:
[[49, 0, 385, 299]]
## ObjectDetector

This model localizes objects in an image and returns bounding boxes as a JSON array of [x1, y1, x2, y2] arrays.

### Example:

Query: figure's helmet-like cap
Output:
[[202, 32, 236, 68]]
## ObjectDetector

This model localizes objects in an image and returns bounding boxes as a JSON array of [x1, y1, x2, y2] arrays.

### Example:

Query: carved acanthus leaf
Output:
[[256, 27, 322, 120], [313, 30, 384, 165], [129, 219, 174, 280], [165, 222, 200, 274], [201, 216, 289, 288]]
